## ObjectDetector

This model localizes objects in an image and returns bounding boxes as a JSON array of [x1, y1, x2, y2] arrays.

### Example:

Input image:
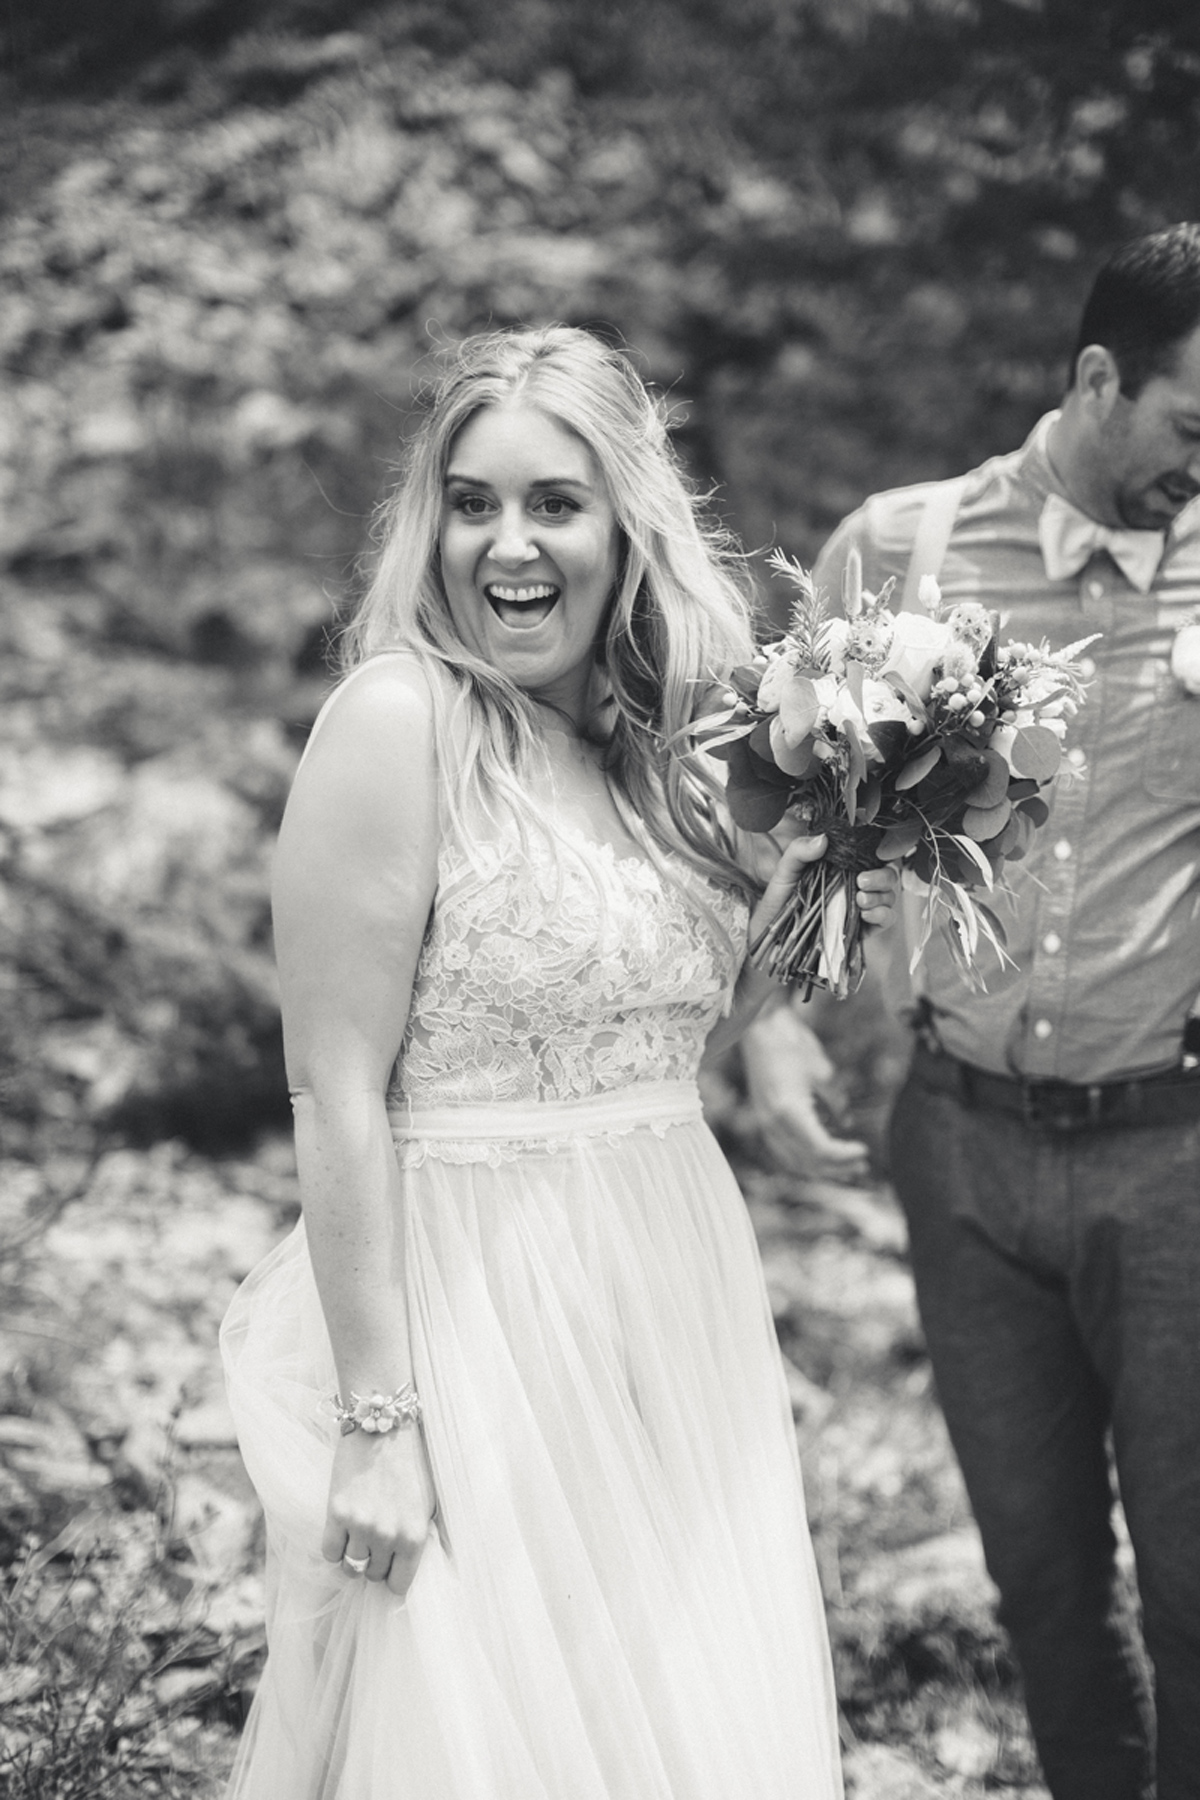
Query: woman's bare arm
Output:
[[271, 657, 441, 1597]]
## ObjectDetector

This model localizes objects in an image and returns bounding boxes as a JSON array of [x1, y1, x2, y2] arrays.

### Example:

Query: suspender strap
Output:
[[899, 475, 968, 611]]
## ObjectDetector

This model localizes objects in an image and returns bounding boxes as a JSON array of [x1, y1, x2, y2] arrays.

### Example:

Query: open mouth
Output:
[[484, 582, 561, 628]]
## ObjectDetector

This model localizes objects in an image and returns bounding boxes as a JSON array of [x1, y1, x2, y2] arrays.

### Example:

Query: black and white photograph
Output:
[[2, 3, 1198, 1796]]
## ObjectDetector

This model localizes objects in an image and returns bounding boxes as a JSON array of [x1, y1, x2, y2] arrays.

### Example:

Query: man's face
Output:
[[1097, 323, 1200, 529]]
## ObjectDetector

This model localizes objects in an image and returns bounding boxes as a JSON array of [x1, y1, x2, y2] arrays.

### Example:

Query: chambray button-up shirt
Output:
[[813, 413, 1200, 1083]]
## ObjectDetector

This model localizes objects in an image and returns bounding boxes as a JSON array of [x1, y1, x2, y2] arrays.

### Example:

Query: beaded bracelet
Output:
[[332, 1383, 422, 1436]]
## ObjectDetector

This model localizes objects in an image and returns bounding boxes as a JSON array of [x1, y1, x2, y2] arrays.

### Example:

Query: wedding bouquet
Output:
[[696, 551, 1097, 997]]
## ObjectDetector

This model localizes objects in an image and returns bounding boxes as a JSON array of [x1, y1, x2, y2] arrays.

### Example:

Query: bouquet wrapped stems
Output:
[[750, 819, 882, 999]]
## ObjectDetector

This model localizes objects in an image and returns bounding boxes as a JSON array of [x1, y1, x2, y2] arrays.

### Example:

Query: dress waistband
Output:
[[388, 1079, 703, 1145]]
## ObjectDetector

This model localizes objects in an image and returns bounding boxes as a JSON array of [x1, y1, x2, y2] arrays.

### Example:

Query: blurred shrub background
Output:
[[3, 0, 1199, 1164]]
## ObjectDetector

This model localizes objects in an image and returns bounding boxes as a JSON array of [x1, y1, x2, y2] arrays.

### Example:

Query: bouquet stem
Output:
[[750, 819, 878, 998]]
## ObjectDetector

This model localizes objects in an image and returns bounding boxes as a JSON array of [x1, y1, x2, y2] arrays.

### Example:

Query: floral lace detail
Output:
[[388, 826, 747, 1138], [392, 1117, 687, 1171]]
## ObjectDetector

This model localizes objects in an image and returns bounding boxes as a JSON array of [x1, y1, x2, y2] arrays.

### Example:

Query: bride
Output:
[[220, 324, 895, 1799]]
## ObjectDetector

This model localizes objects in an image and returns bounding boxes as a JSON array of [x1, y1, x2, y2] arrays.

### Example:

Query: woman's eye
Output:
[[453, 493, 492, 516], [537, 494, 577, 518]]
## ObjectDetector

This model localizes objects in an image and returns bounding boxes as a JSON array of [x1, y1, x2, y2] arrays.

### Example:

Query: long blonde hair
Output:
[[342, 325, 759, 901]]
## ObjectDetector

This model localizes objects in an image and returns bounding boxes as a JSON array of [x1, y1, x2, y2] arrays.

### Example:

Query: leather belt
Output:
[[910, 1039, 1200, 1132]]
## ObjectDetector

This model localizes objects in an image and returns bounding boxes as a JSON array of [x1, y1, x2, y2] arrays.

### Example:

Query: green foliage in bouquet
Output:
[[696, 553, 1097, 996]]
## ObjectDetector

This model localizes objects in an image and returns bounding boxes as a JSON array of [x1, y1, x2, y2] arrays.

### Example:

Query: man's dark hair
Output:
[[1071, 223, 1200, 395]]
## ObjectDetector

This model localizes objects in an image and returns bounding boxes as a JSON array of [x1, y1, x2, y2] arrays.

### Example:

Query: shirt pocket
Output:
[[1144, 661, 1200, 801]]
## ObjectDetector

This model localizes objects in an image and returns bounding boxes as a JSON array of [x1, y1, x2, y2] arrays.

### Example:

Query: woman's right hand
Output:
[[321, 1424, 438, 1599]]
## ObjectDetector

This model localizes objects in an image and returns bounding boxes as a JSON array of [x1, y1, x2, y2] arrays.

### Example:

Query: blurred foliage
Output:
[[2, 0, 1199, 1160], [0, 1514, 237, 1800]]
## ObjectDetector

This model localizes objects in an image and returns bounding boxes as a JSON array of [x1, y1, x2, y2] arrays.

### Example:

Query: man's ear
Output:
[[1072, 343, 1122, 423]]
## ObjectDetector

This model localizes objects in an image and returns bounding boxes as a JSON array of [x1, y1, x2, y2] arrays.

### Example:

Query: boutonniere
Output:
[[1170, 609, 1200, 694]]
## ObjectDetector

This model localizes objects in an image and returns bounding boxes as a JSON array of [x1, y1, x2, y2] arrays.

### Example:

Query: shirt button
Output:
[[1043, 932, 1062, 954], [1033, 1018, 1054, 1040], [1079, 657, 1096, 679], [1086, 579, 1104, 600], [1053, 839, 1072, 861], [1067, 746, 1086, 768]]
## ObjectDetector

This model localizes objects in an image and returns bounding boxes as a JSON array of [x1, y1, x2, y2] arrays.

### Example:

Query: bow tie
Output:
[[1039, 491, 1165, 594]]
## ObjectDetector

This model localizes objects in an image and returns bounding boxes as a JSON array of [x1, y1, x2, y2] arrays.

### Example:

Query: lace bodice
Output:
[[389, 824, 747, 1116]]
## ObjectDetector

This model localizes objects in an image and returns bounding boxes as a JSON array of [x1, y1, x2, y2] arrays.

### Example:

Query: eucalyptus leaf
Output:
[[778, 675, 820, 745], [895, 744, 942, 790], [962, 797, 1012, 842], [877, 820, 922, 860], [949, 832, 996, 888], [726, 779, 792, 832], [1011, 725, 1062, 781], [963, 748, 1010, 810], [1017, 794, 1051, 827]]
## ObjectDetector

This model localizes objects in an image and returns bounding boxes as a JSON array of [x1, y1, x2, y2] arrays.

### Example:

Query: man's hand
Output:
[[740, 1000, 869, 1184]]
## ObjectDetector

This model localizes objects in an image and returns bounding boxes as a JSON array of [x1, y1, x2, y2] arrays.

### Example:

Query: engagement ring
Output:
[[343, 1553, 370, 1574]]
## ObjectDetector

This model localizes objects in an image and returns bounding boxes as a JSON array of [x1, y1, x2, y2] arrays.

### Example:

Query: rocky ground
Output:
[[1, 1065, 1050, 1798]]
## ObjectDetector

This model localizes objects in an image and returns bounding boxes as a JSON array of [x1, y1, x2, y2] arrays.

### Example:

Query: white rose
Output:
[[827, 686, 865, 736], [878, 611, 954, 701], [812, 673, 839, 716], [1170, 622, 1200, 694], [861, 676, 922, 733]]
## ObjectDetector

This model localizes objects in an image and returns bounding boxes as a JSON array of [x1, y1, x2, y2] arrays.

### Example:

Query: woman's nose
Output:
[[489, 510, 539, 567]]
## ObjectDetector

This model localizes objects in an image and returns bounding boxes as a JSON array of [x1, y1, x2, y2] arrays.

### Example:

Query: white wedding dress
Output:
[[221, 799, 843, 1799]]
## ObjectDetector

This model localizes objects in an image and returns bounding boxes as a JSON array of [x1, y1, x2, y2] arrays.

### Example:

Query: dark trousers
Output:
[[889, 1061, 1200, 1800]]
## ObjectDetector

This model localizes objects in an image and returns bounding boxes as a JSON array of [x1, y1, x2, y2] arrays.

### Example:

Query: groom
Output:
[[749, 224, 1200, 1799]]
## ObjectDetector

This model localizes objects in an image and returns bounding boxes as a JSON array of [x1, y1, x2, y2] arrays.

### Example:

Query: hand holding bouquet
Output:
[[697, 552, 1097, 997]]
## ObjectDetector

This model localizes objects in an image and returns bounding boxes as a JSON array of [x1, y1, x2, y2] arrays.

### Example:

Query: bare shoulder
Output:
[[303, 653, 440, 766], [280, 653, 443, 860]]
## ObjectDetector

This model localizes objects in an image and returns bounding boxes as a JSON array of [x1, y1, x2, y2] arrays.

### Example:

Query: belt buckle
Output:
[[1019, 1080, 1054, 1127], [1020, 1080, 1102, 1131]]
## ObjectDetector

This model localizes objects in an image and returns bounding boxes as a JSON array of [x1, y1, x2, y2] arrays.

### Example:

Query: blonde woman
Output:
[[221, 326, 894, 1798]]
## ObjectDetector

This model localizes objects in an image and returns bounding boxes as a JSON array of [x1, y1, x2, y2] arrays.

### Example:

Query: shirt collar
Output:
[[1018, 410, 1064, 508]]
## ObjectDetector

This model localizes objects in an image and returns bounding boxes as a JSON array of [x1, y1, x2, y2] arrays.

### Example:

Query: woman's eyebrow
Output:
[[443, 471, 595, 493]]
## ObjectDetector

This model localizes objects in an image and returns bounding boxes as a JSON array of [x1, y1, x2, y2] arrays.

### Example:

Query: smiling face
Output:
[[1095, 323, 1200, 529], [439, 402, 620, 725]]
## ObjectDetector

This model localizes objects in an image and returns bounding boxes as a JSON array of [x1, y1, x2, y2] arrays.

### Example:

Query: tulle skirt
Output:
[[220, 1081, 842, 1799]]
